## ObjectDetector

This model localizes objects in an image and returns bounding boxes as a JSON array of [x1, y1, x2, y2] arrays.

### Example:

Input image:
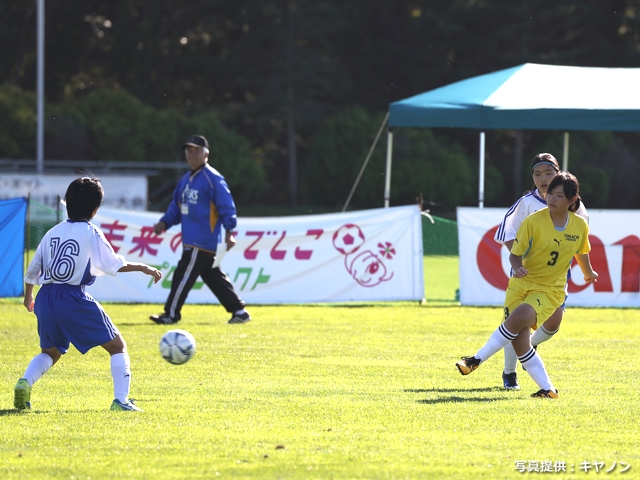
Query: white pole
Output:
[[562, 131, 569, 171], [343, 112, 389, 212], [383, 129, 394, 208], [478, 131, 485, 208], [37, 0, 45, 174]]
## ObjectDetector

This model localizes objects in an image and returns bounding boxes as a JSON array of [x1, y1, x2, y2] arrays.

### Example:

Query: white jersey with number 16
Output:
[[25, 220, 126, 287]]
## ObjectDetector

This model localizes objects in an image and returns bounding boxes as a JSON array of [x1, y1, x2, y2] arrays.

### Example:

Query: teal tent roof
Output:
[[389, 63, 640, 131]]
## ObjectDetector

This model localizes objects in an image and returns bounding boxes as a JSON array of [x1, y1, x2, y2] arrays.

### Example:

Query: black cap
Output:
[[182, 134, 209, 149]]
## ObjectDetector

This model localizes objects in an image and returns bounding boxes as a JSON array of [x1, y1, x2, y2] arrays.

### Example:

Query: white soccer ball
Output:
[[159, 329, 196, 365]]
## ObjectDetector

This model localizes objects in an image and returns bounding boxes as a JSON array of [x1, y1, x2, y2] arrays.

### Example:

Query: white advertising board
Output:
[[458, 207, 640, 307], [87, 205, 424, 304], [0, 174, 147, 211]]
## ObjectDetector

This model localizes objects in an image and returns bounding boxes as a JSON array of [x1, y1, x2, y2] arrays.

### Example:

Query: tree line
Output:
[[2, 0, 640, 214]]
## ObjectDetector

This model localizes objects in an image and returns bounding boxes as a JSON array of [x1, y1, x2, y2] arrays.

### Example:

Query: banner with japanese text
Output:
[[88, 205, 424, 303], [457, 207, 640, 307], [0, 174, 147, 211]]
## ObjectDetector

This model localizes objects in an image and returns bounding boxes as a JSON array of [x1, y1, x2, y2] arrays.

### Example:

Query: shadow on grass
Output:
[[406, 387, 511, 404], [405, 387, 503, 393], [0, 409, 44, 416], [117, 321, 234, 327], [416, 396, 509, 404], [117, 322, 192, 327]]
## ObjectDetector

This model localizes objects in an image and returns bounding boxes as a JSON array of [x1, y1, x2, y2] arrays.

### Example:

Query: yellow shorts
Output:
[[503, 277, 566, 329]]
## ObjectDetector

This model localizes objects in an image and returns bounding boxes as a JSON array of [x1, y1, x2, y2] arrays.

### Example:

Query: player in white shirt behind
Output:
[[493, 153, 589, 391], [14, 177, 162, 412]]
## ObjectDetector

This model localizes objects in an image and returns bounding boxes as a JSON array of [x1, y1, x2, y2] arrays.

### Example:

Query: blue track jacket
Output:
[[160, 164, 237, 253]]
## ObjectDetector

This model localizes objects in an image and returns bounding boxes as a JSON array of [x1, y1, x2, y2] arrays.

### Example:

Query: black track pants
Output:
[[164, 247, 245, 319]]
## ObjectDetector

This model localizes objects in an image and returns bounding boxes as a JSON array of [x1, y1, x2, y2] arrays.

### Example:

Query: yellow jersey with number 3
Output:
[[511, 208, 591, 288]]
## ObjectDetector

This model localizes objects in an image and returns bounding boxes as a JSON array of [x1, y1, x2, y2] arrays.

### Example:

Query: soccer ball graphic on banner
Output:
[[332, 223, 366, 255], [159, 329, 196, 365]]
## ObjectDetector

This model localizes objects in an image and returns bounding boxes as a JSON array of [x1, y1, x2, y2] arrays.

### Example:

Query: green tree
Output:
[[303, 108, 478, 210], [0, 83, 36, 158]]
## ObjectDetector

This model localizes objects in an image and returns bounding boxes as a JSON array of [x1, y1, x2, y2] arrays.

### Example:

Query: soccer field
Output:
[[1, 297, 638, 479]]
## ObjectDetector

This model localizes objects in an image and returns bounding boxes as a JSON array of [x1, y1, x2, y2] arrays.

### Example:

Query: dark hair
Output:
[[547, 171, 581, 212], [526, 153, 561, 193], [530, 153, 560, 173], [65, 177, 104, 220]]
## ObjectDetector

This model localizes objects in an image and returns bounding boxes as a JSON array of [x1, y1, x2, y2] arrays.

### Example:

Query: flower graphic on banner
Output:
[[378, 242, 396, 259], [333, 224, 395, 287]]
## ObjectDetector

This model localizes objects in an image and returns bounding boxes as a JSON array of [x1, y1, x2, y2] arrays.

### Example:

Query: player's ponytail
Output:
[[570, 195, 582, 212]]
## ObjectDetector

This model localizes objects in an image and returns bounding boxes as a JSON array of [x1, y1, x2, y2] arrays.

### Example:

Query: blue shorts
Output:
[[34, 284, 119, 354]]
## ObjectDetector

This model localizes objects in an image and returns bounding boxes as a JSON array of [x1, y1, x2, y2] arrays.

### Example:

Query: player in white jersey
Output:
[[493, 153, 588, 391], [14, 177, 162, 412]]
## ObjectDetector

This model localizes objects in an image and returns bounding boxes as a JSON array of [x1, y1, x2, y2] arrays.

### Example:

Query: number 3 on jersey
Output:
[[44, 237, 80, 282], [547, 250, 559, 266]]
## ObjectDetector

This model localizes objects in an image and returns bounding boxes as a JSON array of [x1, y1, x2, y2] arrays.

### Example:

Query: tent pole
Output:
[[479, 131, 485, 208], [383, 128, 394, 208], [343, 112, 389, 212], [562, 132, 570, 171]]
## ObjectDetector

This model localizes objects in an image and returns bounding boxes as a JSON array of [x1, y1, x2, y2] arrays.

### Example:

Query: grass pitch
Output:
[[0, 296, 638, 479]]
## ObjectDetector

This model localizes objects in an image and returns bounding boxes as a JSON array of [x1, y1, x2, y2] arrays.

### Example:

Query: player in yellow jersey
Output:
[[495, 153, 589, 391], [456, 172, 598, 398]]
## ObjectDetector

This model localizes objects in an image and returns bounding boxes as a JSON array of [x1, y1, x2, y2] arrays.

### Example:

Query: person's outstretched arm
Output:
[[118, 262, 162, 284]]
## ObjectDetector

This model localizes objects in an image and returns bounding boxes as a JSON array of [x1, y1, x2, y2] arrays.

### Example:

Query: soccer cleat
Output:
[[228, 311, 251, 324], [502, 372, 520, 390], [531, 388, 559, 399], [14, 378, 32, 410], [149, 313, 179, 324], [456, 356, 481, 375], [110, 399, 144, 411]]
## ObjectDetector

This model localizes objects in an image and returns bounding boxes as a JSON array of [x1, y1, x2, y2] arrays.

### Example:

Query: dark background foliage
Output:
[[2, 0, 640, 215]]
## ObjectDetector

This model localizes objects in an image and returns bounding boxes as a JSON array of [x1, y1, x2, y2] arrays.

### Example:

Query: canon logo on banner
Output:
[[477, 226, 640, 293], [457, 207, 640, 307]]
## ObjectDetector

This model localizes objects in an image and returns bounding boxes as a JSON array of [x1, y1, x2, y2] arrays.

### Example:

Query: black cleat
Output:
[[502, 372, 520, 390], [149, 313, 179, 324], [531, 388, 559, 399], [228, 311, 251, 324], [456, 356, 480, 375]]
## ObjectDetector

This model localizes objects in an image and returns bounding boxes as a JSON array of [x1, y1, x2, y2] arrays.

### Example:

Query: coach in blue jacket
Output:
[[150, 134, 251, 325]]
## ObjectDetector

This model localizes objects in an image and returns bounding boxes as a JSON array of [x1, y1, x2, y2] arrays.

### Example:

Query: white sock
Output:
[[234, 309, 247, 315], [518, 348, 555, 392], [475, 324, 517, 364], [531, 325, 557, 346], [111, 353, 131, 403], [23, 353, 54, 386], [503, 343, 518, 374]]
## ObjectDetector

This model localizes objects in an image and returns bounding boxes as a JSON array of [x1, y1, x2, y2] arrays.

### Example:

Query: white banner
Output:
[[457, 207, 640, 307], [87, 205, 424, 304], [0, 174, 147, 211]]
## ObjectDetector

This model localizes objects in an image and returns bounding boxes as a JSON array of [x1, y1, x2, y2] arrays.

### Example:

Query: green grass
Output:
[[423, 255, 459, 303], [0, 298, 638, 479]]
